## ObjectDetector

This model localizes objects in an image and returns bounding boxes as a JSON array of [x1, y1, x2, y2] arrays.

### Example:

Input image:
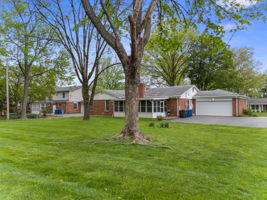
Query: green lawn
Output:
[[0, 117, 266, 200], [253, 112, 267, 117]]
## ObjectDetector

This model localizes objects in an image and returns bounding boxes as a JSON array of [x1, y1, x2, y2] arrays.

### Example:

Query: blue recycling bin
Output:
[[54, 109, 63, 115], [187, 109, 193, 117]]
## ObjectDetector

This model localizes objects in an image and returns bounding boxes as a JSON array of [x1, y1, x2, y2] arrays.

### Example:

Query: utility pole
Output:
[[6, 65, 9, 120]]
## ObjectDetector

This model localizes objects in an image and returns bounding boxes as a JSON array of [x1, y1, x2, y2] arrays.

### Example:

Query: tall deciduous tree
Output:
[[187, 33, 236, 90], [233, 47, 266, 97], [0, 53, 73, 114], [35, 0, 118, 120], [143, 20, 196, 86], [82, 0, 157, 142], [98, 57, 124, 90], [81, 0, 266, 142], [0, 0, 70, 119]]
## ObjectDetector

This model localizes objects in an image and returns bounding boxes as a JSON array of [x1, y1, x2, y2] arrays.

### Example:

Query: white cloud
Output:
[[218, 0, 257, 8], [223, 23, 236, 31]]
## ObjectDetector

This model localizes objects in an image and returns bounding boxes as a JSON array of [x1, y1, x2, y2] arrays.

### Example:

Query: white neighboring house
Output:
[[31, 86, 83, 115]]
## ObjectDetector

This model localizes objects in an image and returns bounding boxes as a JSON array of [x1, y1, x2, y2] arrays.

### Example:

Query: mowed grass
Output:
[[253, 112, 267, 117], [0, 117, 266, 200]]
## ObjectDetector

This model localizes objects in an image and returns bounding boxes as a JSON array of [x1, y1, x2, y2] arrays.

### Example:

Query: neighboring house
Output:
[[31, 84, 248, 118], [31, 86, 82, 114], [248, 98, 267, 112]]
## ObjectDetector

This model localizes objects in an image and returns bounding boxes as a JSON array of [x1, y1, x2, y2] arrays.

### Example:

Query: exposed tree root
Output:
[[49, 141, 175, 150], [111, 128, 150, 144], [91, 141, 175, 150]]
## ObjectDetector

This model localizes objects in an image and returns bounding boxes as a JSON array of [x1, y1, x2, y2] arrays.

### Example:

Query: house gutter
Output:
[[176, 97, 179, 117], [236, 96, 239, 117]]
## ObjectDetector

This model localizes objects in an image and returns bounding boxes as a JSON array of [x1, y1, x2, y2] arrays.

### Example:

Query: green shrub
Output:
[[165, 122, 169, 128], [243, 109, 253, 116], [148, 122, 155, 127], [157, 115, 164, 121], [10, 113, 20, 119], [41, 106, 53, 117], [160, 122, 169, 128], [26, 114, 39, 119]]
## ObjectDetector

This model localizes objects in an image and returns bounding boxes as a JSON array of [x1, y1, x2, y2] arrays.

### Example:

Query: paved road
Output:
[[171, 116, 267, 128]]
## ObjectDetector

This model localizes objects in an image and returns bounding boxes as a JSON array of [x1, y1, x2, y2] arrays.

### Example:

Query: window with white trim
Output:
[[105, 100, 110, 112]]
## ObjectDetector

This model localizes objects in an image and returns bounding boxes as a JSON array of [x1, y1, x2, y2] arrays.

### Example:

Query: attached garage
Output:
[[196, 100, 233, 116], [194, 89, 248, 117]]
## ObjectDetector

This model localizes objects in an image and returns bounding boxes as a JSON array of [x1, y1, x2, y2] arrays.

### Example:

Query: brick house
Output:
[[31, 86, 82, 114], [248, 98, 267, 112], [31, 85, 248, 117]]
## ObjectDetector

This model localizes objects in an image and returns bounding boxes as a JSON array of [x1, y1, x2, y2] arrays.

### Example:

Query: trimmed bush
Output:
[[148, 122, 155, 127], [26, 114, 39, 119], [160, 122, 169, 128], [243, 109, 253, 116], [10, 113, 20, 119], [157, 115, 164, 121]]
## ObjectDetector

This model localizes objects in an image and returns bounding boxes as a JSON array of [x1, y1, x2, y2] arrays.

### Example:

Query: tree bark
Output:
[[113, 60, 149, 143], [81, 0, 156, 143], [21, 73, 30, 119], [82, 83, 90, 120]]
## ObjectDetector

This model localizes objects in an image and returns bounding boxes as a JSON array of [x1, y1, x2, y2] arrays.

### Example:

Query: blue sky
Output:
[[224, 19, 267, 72]]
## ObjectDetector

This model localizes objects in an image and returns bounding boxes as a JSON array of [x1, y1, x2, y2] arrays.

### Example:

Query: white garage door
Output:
[[196, 101, 232, 116]]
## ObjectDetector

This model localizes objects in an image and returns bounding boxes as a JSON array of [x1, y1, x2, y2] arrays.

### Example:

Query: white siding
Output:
[[31, 103, 41, 114], [52, 91, 69, 101], [69, 88, 83, 102], [113, 112, 166, 118], [180, 86, 198, 99]]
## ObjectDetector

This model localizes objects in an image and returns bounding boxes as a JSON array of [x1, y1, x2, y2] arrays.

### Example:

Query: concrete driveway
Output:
[[171, 116, 267, 128]]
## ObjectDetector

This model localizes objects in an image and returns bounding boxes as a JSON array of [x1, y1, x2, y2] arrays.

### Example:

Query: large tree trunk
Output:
[[82, 83, 90, 120], [21, 74, 30, 119], [114, 61, 149, 143]]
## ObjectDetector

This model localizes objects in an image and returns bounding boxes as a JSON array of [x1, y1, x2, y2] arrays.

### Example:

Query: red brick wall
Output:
[[232, 98, 248, 116], [179, 98, 188, 110], [66, 102, 81, 114], [139, 83, 145, 98], [238, 98, 247, 116], [192, 99, 196, 114], [55, 103, 66, 113], [90, 100, 113, 116], [166, 98, 189, 117], [232, 98, 237, 116], [166, 99, 178, 117]]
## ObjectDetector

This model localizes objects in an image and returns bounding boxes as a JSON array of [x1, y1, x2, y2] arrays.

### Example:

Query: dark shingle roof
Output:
[[146, 85, 194, 98], [105, 85, 195, 99], [56, 86, 81, 92], [194, 89, 247, 98], [248, 98, 267, 104], [105, 90, 125, 99]]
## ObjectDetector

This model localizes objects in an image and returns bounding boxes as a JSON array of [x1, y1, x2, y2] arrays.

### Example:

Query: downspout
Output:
[[177, 97, 179, 118], [238, 96, 239, 117], [112, 100, 114, 117]]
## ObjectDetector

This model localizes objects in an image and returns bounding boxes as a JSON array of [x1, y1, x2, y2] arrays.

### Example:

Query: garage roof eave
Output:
[[193, 95, 247, 99]]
